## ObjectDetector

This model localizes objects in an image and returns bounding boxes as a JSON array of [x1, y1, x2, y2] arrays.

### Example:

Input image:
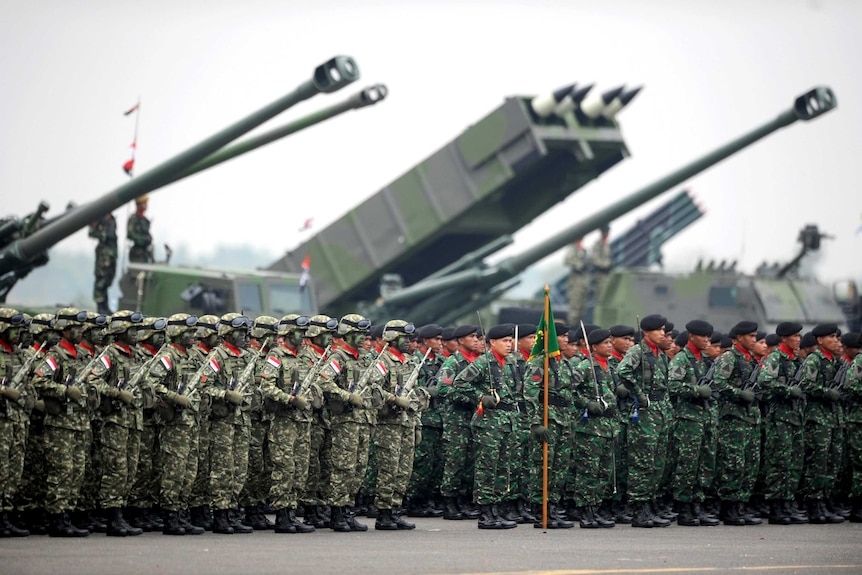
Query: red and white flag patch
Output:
[[160, 356, 172, 371], [45, 356, 58, 371], [209, 358, 220, 372], [329, 360, 341, 374], [375, 361, 388, 376], [100, 355, 111, 370], [266, 356, 281, 368]]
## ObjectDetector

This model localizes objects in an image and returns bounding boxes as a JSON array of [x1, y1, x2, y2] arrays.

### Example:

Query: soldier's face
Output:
[[489, 336, 513, 356], [644, 328, 665, 348], [612, 336, 634, 354], [423, 336, 443, 354], [737, 332, 757, 352], [781, 333, 801, 352], [459, 334, 480, 353], [518, 334, 536, 354], [4, 327, 21, 345], [689, 333, 710, 351], [179, 330, 197, 349], [704, 343, 721, 359], [753, 338, 767, 357], [817, 333, 841, 355], [593, 338, 612, 358]]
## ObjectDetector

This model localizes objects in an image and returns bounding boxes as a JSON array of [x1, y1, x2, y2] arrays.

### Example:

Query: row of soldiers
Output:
[[1, 305, 860, 536]]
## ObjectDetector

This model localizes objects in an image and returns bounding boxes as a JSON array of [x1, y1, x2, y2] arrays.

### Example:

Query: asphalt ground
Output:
[[2, 516, 861, 575]]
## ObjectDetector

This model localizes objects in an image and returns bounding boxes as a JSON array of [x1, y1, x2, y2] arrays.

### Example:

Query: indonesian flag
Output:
[[160, 356, 172, 371], [375, 361, 388, 377], [100, 355, 112, 370], [329, 360, 342, 374], [299, 254, 311, 290], [45, 356, 58, 372], [123, 141, 136, 176], [298, 218, 313, 232], [208, 358, 220, 372], [266, 355, 281, 368]]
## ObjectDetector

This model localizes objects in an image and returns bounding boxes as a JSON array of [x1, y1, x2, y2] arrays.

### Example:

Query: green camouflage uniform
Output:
[[609, 350, 631, 504], [406, 349, 445, 505], [299, 344, 332, 508], [238, 344, 272, 511], [127, 211, 153, 263], [15, 342, 50, 514], [1, 338, 36, 514], [188, 343, 214, 510], [507, 351, 532, 507], [843, 352, 862, 502], [565, 242, 588, 322], [127, 343, 159, 514], [589, 237, 613, 309], [454, 350, 518, 506], [374, 347, 415, 510], [437, 349, 478, 500], [799, 348, 842, 502], [88, 214, 117, 306]]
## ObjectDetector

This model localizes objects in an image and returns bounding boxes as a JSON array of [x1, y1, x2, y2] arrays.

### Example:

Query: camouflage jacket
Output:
[[589, 239, 613, 272], [89, 213, 118, 262], [87, 342, 142, 429], [564, 243, 588, 272], [799, 348, 841, 426], [259, 343, 311, 422], [453, 350, 518, 430], [712, 345, 759, 424], [127, 212, 152, 250], [376, 347, 419, 427], [416, 348, 445, 428], [298, 344, 330, 429], [667, 344, 712, 420], [572, 355, 618, 438], [142, 343, 201, 426], [844, 352, 862, 423], [616, 340, 669, 408], [757, 345, 804, 426], [317, 343, 370, 423], [189, 342, 249, 423], [523, 355, 575, 427], [437, 349, 478, 407], [1, 340, 39, 420], [32, 339, 89, 431]]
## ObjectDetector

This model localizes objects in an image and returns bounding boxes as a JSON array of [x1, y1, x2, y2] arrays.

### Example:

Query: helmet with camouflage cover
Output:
[[137, 316, 167, 345], [107, 310, 144, 335], [29, 313, 56, 336], [0, 307, 26, 335], [196, 314, 220, 339], [82, 312, 108, 332], [277, 314, 310, 336], [338, 314, 371, 336], [305, 315, 338, 339], [382, 319, 415, 342], [166, 313, 198, 339], [218, 313, 252, 338], [54, 307, 87, 331], [251, 316, 279, 340]]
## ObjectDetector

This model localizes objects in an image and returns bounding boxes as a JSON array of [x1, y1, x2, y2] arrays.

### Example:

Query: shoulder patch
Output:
[[160, 356, 172, 371], [375, 361, 388, 376], [46, 356, 58, 371], [329, 360, 341, 374], [100, 355, 111, 370], [209, 358, 220, 372], [266, 356, 281, 368]]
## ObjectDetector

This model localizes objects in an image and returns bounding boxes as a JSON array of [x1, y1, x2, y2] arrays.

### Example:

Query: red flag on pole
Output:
[[298, 218, 313, 232], [123, 102, 139, 116], [123, 141, 136, 176], [299, 254, 311, 289]]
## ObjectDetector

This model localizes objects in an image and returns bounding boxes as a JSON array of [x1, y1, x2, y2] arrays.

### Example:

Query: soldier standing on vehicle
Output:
[[127, 195, 153, 263], [88, 213, 117, 315]]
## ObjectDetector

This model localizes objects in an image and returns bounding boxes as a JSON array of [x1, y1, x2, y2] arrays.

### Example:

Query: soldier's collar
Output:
[[0, 339, 12, 354], [341, 344, 359, 360], [818, 347, 834, 361], [139, 342, 158, 355], [777, 344, 796, 360], [79, 341, 95, 356], [387, 347, 405, 362], [222, 342, 242, 357], [491, 349, 507, 367], [733, 343, 752, 361], [459, 347, 479, 363], [171, 343, 189, 356], [686, 342, 702, 361], [113, 342, 132, 356], [60, 339, 79, 358], [278, 342, 298, 356]]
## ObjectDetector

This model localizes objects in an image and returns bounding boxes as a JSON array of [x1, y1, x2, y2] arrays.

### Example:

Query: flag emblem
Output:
[[160, 356, 172, 371], [100, 355, 112, 370], [45, 356, 58, 371], [375, 361, 387, 376], [209, 358, 220, 372], [329, 360, 342, 374]]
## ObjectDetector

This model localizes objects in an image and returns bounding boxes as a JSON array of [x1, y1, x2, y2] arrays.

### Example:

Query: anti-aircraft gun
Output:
[[0, 56, 374, 305], [360, 86, 838, 326]]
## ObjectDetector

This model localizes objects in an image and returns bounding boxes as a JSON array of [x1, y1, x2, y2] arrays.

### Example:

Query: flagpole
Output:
[[132, 96, 141, 176], [542, 284, 550, 531]]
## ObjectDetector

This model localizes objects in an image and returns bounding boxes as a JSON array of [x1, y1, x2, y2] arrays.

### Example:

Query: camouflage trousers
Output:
[[127, 417, 160, 509], [77, 421, 99, 512], [189, 419, 211, 509], [508, 416, 531, 503], [92, 253, 116, 305], [571, 431, 614, 507], [44, 425, 87, 513], [373, 421, 409, 509], [407, 424, 443, 502], [611, 416, 629, 503], [269, 417, 311, 510], [626, 402, 667, 502], [159, 423, 198, 511], [328, 418, 366, 507], [361, 436, 378, 500], [761, 416, 803, 501], [240, 418, 271, 507], [567, 274, 589, 324], [471, 411, 512, 506], [302, 419, 331, 506], [440, 405, 475, 498], [528, 418, 570, 503], [393, 423, 416, 508], [208, 419, 236, 510], [847, 421, 862, 500], [801, 420, 841, 501], [668, 413, 715, 503], [716, 417, 757, 502], [16, 416, 46, 511], [0, 415, 28, 512], [232, 422, 251, 508], [98, 422, 134, 509]]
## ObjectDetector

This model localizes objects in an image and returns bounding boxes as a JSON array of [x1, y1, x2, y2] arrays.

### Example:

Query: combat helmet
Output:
[[382, 319, 415, 342], [107, 310, 144, 335], [338, 314, 371, 336], [196, 315, 220, 340], [166, 313, 198, 340], [29, 313, 56, 337], [217, 313, 252, 338], [276, 314, 310, 337], [305, 315, 338, 338], [82, 312, 108, 332], [251, 316, 279, 340], [54, 307, 87, 331], [0, 308, 25, 335], [137, 316, 167, 344]]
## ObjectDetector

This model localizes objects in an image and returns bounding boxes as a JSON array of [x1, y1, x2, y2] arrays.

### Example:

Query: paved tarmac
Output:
[[3, 517, 861, 575]]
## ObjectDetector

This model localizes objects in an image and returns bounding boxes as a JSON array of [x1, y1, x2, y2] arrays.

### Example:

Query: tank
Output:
[[0, 55, 361, 303], [267, 82, 641, 315], [365, 86, 838, 326]]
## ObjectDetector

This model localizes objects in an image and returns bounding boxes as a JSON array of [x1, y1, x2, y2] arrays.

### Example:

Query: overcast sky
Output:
[[2, 0, 860, 304]]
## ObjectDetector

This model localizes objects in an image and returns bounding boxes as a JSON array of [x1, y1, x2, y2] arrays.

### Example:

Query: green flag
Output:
[[529, 290, 560, 360]]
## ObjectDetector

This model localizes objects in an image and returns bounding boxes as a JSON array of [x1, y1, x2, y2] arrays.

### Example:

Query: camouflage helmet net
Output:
[[29, 313, 56, 336], [382, 319, 415, 343], [137, 316, 167, 342], [0, 307, 25, 334], [276, 314, 310, 337], [107, 310, 144, 335], [196, 315, 220, 339], [166, 313, 198, 339], [305, 315, 337, 338], [251, 316, 279, 339], [338, 313, 371, 336], [82, 311, 109, 333], [218, 313, 251, 338], [54, 307, 85, 331]]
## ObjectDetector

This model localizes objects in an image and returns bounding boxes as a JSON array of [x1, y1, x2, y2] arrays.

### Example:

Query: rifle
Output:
[[7, 341, 48, 390], [579, 320, 604, 423], [476, 311, 499, 405], [397, 346, 432, 396], [632, 315, 643, 423], [349, 343, 388, 394], [294, 344, 332, 397], [233, 337, 271, 395]]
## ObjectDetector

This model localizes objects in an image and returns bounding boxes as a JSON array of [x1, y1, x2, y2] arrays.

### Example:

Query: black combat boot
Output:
[[105, 507, 129, 537], [70, 510, 94, 534], [490, 504, 517, 529], [677, 502, 700, 527], [741, 501, 762, 525], [407, 498, 430, 517], [631, 502, 654, 528], [578, 506, 598, 529], [549, 502, 573, 528], [693, 502, 719, 526], [442, 496, 463, 520], [212, 509, 234, 534], [48, 512, 89, 537], [517, 498, 536, 523], [162, 511, 186, 535], [477, 504, 503, 530], [330, 506, 351, 532], [290, 508, 315, 533], [178, 510, 204, 535], [614, 502, 633, 524], [365, 500, 379, 518], [229, 509, 253, 534], [593, 505, 616, 528], [246, 503, 274, 530], [500, 501, 522, 524], [722, 501, 745, 526], [0, 511, 29, 537], [345, 507, 368, 532], [116, 508, 142, 536], [189, 505, 211, 531], [458, 495, 479, 519], [647, 501, 670, 527], [427, 497, 444, 517], [374, 508, 399, 530], [849, 500, 862, 523], [126, 507, 153, 532], [783, 501, 807, 524], [392, 508, 417, 530], [274, 508, 296, 533], [651, 500, 675, 524], [767, 500, 791, 525]]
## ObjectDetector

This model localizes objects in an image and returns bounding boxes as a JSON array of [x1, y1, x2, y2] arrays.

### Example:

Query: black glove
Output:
[[697, 385, 713, 399], [481, 395, 498, 410], [530, 425, 550, 443], [826, 389, 841, 402], [587, 401, 604, 416], [615, 384, 630, 399]]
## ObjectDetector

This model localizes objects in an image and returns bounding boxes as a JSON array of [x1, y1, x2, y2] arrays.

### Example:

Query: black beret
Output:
[[441, 327, 456, 341], [554, 323, 570, 337], [756, 331, 766, 341], [486, 323, 515, 340], [800, 332, 817, 348], [710, 331, 723, 344], [675, 331, 689, 348], [664, 322, 675, 333], [369, 324, 385, 339], [765, 333, 781, 347], [670, 329, 680, 339], [609, 324, 635, 338], [720, 336, 733, 348], [418, 324, 443, 339], [587, 329, 611, 346], [841, 332, 860, 348], [812, 323, 838, 338], [730, 321, 758, 337], [516, 324, 536, 338], [776, 322, 803, 337], [567, 328, 579, 341], [685, 320, 714, 337], [640, 314, 666, 331], [453, 325, 478, 339]]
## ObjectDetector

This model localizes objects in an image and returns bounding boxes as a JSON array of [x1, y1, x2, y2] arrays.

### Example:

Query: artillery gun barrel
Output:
[[378, 86, 837, 313], [424, 235, 514, 281], [0, 56, 360, 277]]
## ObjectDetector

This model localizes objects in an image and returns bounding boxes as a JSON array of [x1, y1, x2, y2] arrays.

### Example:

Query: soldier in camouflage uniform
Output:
[[570, 329, 619, 528], [523, 327, 575, 529], [296, 315, 337, 528], [87, 310, 145, 536], [565, 239, 588, 323], [437, 325, 481, 520], [0, 308, 32, 537], [712, 320, 763, 526], [315, 314, 374, 532], [799, 322, 845, 523], [589, 226, 614, 308], [142, 313, 204, 535], [239, 316, 278, 530], [616, 314, 671, 528], [503, 324, 537, 525], [88, 213, 117, 314], [843, 333, 862, 522], [32, 308, 92, 537], [453, 323, 519, 529], [127, 195, 153, 263], [259, 314, 315, 534], [187, 313, 253, 534], [608, 324, 635, 522], [666, 320, 720, 527], [372, 320, 417, 530], [187, 315, 219, 530], [756, 321, 807, 524]]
